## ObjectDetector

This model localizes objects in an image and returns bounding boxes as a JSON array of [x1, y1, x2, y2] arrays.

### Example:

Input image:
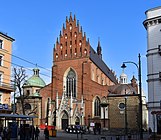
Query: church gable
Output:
[[54, 13, 90, 61]]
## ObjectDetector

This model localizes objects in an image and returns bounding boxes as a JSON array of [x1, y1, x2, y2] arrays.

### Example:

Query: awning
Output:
[[0, 114, 37, 119]]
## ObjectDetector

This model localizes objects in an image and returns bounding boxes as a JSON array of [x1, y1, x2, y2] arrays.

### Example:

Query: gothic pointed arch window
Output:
[[66, 69, 76, 98], [94, 97, 101, 117]]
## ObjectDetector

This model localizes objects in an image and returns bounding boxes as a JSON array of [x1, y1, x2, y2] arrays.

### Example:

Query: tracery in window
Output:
[[94, 97, 101, 116], [66, 69, 76, 98]]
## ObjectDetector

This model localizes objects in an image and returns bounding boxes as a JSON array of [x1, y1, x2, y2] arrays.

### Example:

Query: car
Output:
[[65, 125, 86, 134]]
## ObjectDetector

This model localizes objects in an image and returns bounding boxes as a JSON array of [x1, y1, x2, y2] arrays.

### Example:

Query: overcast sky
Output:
[[1, 0, 161, 100]]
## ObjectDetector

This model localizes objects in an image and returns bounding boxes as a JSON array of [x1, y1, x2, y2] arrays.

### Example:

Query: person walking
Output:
[[35, 127, 40, 140], [44, 127, 49, 140]]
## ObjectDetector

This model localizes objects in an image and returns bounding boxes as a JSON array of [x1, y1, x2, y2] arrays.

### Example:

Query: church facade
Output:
[[40, 13, 118, 130]]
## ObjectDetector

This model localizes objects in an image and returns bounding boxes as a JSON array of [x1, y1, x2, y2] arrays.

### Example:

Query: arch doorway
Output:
[[61, 111, 68, 130], [75, 117, 80, 125]]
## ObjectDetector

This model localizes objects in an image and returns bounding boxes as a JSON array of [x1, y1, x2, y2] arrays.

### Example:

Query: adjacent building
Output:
[[0, 32, 15, 113], [16, 68, 46, 126], [108, 71, 148, 133], [143, 6, 161, 134]]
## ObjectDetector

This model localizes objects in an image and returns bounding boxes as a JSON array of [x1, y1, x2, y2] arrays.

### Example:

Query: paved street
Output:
[[37, 130, 150, 140]]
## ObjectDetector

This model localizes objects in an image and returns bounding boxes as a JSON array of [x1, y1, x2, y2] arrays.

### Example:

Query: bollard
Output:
[[116, 136, 120, 140], [100, 137, 106, 140], [128, 134, 131, 140]]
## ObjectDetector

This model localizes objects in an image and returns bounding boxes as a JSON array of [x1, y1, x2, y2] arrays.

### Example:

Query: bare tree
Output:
[[13, 67, 27, 115]]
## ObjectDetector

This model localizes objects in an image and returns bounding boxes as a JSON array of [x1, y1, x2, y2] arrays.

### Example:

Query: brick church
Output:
[[40, 13, 143, 131]]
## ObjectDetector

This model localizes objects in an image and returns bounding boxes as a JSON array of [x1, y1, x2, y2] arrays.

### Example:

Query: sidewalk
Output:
[[37, 130, 150, 140]]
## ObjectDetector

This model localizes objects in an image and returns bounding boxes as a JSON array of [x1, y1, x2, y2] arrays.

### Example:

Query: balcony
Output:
[[0, 82, 15, 92]]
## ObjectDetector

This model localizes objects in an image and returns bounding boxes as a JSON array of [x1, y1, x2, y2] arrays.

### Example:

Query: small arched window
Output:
[[56, 53, 58, 58], [65, 34, 68, 39], [70, 24, 72, 30], [94, 97, 101, 116], [74, 32, 77, 37], [79, 40, 82, 46], [84, 49, 87, 56]]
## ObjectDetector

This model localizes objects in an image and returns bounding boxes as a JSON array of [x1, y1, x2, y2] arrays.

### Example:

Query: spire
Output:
[[77, 20, 80, 32], [69, 12, 72, 21], [97, 38, 102, 59], [80, 26, 83, 33], [60, 31, 62, 37], [74, 14, 76, 21], [56, 37, 59, 44], [66, 16, 68, 22], [131, 75, 137, 86], [84, 32, 86, 40]]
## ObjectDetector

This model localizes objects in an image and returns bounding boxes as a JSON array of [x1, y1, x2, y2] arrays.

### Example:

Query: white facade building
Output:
[[144, 6, 161, 133]]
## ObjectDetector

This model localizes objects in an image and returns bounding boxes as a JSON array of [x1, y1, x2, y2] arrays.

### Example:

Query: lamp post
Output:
[[46, 98, 50, 126], [124, 90, 128, 135], [100, 98, 108, 128], [121, 53, 143, 139]]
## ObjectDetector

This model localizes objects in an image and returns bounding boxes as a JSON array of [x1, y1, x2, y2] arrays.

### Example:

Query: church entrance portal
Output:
[[75, 117, 80, 125], [61, 111, 68, 130]]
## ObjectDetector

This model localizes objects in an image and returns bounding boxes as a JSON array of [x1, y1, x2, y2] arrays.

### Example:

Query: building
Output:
[[16, 68, 46, 126], [143, 6, 161, 134], [0, 32, 15, 113], [108, 70, 148, 133], [40, 13, 118, 130]]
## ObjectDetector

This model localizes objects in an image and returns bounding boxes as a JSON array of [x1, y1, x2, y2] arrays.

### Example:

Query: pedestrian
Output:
[[93, 127, 96, 135], [98, 125, 101, 135], [44, 127, 49, 140], [149, 127, 152, 136], [35, 127, 40, 140], [3, 127, 7, 140]]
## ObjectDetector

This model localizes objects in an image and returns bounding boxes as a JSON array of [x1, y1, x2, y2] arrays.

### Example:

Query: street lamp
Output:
[[100, 98, 108, 128], [46, 98, 50, 126], [121, 53, 143, 139], [124, 90, 128, 135]]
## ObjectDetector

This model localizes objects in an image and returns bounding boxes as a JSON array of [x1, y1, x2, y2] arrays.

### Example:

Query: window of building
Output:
[[0, 94, 2, 103], [0, 55, 3, 66], [56, 53, 58, 58], [80, 47, 82, 53], [94, 97, 101, 117], [84, 49, 87, 56], [65, 34, 68, 39], [74, 32, 77, 37], [66, 69, 76, 98], [79, 40, 82, 46], [60, 44, 63, 49], [24, 103, 31, 110], [26, 90, 30, 96], [0, 73, 3, 85], [70, 24, 72, 30], [74, 48, 77, 55], [0, 40, 3, 49]]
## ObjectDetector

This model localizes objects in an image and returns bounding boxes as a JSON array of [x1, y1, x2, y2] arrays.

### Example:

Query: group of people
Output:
[[0, 125, 50, 140], [19, 125, 40, 140], [0, 127, 11, 140]]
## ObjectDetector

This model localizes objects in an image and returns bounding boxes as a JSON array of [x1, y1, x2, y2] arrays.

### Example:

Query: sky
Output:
[[0, 0, 161, 100]]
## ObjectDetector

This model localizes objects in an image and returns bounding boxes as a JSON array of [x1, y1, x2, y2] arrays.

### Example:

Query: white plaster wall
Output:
[[146, 7, 161, 19]]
